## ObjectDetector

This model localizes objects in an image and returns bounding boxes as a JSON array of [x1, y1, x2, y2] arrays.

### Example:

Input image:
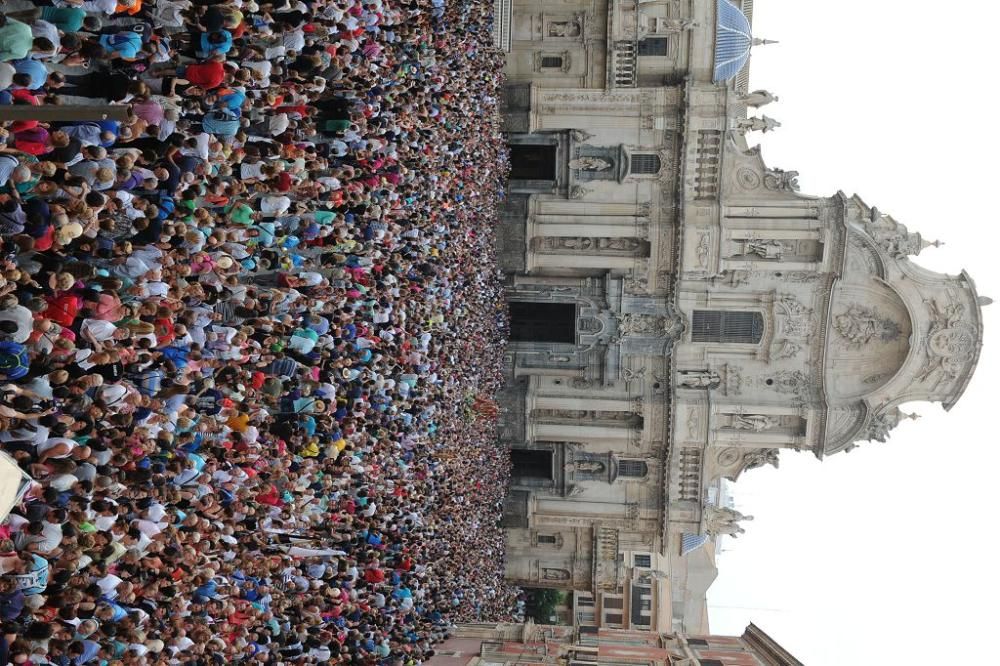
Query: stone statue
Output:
[[569, 185, 590, 199], [763, 168, 799, 192], [744, 239, 786, 259], [542, 567, 570, 580], [569, 156, 612, 172], [573, 460, 605, 473], [704, 505, 754, 537], [738, 89, 779, 108], [736, 115, 781, 134], [678, 370, 721, 390], [730, 414, 781, 432], [548, 21, 581, 38], [569, 129, 594, 143], [541, 236, 594, 251], [743, 448, 780, 472], [596, 237, 642, 252]]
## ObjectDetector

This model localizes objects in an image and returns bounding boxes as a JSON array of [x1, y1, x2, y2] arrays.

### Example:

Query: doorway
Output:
[[511, 449, 554, 480], [509, 301, 576, 343], [509, 144, 557, 181]]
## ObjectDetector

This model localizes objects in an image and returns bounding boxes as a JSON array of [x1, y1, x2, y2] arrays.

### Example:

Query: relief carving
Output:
[[763, 168, 800, 192], [916, 299, 977, 388], [833, 304, 902, 348]]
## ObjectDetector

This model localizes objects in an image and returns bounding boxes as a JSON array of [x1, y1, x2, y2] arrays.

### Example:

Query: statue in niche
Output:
[[548, 21, 581, 38], [542, 567, 571, 580], [569, 156, 612, 172], [541, 236, 594, 251], [730, 414, 780, 432], [596, 237, 642, 252], [735, 115, 781, 134], [738, 89, 779, 108], [569, 129, 594, 143], [570, 460, 605, 473], [743, 448, 780, 472], [744, 239, 787, 259], [678, 370, 721, 390]]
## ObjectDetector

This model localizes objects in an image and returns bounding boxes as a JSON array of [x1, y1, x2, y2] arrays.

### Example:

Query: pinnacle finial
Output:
[[752, 38, 779, 46], [978, 296, 994, 307]]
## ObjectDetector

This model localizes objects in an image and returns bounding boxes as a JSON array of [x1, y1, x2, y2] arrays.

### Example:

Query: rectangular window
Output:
[[630, 154, 661, 175], [699, 661, 724, 666], [537, 534, 557, 545], [633, 554, 652, 568], [603, 597, 624, 609], [508, 301, 576, 343], [637, 37, 669, 56], [687, 639, 709, 647], [604, 613, 623, 625], [618, 460, 647, 478], [540, 56, 564, 68], [577, 595, 594, 607], [691, 310, 764, 344]]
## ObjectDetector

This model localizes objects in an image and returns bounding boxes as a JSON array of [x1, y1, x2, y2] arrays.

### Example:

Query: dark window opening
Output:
[[509, 144, 557, 181], [540, 56, 564, 68], [605, 613, 624, 625], [537, 534, 557, 545], [687, 639, 709, 647], [638, 37, 669, 56], [699, 661, 724, 666], [691, 310, 764, 344], [630, 154, 661, 175], [633, 554, 652, 568], [511, 449, 553, 480], [509, 301, 576, 343], [603, 597, 624, 609], [619, 460, 648, 478]]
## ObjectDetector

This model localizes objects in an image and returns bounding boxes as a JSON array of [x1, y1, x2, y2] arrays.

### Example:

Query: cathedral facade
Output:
[[496, 0, 988, 634]]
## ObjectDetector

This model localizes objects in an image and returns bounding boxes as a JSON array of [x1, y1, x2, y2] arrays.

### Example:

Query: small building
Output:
[[427, 621, 803, 666]]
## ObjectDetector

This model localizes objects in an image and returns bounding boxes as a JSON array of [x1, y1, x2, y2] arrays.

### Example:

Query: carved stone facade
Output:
[[499, 0, 987, 637]]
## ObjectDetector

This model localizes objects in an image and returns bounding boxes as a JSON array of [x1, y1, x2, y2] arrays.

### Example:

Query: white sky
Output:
[[706, 1, 1000, 663]]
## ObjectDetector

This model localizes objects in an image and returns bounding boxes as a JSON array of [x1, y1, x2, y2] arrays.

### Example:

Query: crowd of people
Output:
[[0, 0, 518, 662]]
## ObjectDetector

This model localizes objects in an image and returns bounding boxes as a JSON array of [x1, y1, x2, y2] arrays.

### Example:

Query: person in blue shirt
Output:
[[10, 59, 47, 90], [197, 29, 233, 58], [97, 31, 143, 60]]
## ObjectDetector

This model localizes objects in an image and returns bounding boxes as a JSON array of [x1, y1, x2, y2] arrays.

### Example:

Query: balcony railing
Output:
[[613, 41, 638, 87]]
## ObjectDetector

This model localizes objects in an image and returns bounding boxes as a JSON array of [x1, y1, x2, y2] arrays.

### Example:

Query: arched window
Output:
[[691, 310, 763, 344], [618, 460, 648, 478]]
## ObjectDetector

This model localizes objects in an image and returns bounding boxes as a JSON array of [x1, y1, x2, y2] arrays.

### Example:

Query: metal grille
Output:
[[630, 154, 661, 175], [540, 56, 563, 68], [691, 310, 763, 344], [618, 460, 648, 478]]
